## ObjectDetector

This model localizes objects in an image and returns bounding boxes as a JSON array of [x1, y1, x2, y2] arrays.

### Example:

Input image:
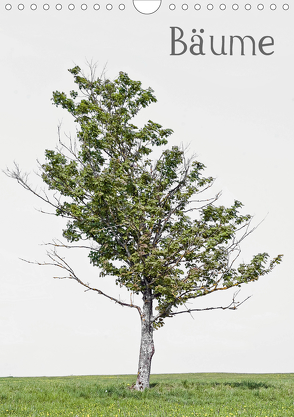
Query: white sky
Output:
[[0, 1, 293, 377]]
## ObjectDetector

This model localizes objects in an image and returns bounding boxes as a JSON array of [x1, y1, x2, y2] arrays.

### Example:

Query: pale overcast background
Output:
[[0, 1, 293, 377]]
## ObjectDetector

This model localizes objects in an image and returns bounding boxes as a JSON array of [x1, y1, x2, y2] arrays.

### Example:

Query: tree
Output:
[[7, 66, 282, 391]]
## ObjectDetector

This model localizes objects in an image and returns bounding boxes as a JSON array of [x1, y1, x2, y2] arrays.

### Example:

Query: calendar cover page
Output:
[[0, 0, 293, 412]]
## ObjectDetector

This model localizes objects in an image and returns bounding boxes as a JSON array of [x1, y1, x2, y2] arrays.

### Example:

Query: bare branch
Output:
[[20, 248, 142, 317], [170, 290, 251, 316], [4, 163, 60, 211]]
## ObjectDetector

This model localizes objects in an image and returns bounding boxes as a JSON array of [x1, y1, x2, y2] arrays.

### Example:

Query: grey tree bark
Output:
[[134, 292, 155, 391]]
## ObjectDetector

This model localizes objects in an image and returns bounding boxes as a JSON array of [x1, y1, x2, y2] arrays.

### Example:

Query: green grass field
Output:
[[0, 373, 293, 417]]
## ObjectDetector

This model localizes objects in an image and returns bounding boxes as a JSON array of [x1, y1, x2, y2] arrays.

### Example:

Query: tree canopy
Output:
[[35, 66, 279, 323]]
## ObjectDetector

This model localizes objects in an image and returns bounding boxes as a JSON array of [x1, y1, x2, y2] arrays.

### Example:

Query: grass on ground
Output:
[[0, 373, 293, 416]]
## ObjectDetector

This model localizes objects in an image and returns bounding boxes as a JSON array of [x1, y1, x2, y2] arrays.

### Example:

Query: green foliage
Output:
[[39, 66, 282, 327], [0, 373, 293, 416]]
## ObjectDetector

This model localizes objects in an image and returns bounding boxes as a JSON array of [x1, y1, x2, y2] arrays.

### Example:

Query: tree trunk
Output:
[[134, 293, 155, 391]]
